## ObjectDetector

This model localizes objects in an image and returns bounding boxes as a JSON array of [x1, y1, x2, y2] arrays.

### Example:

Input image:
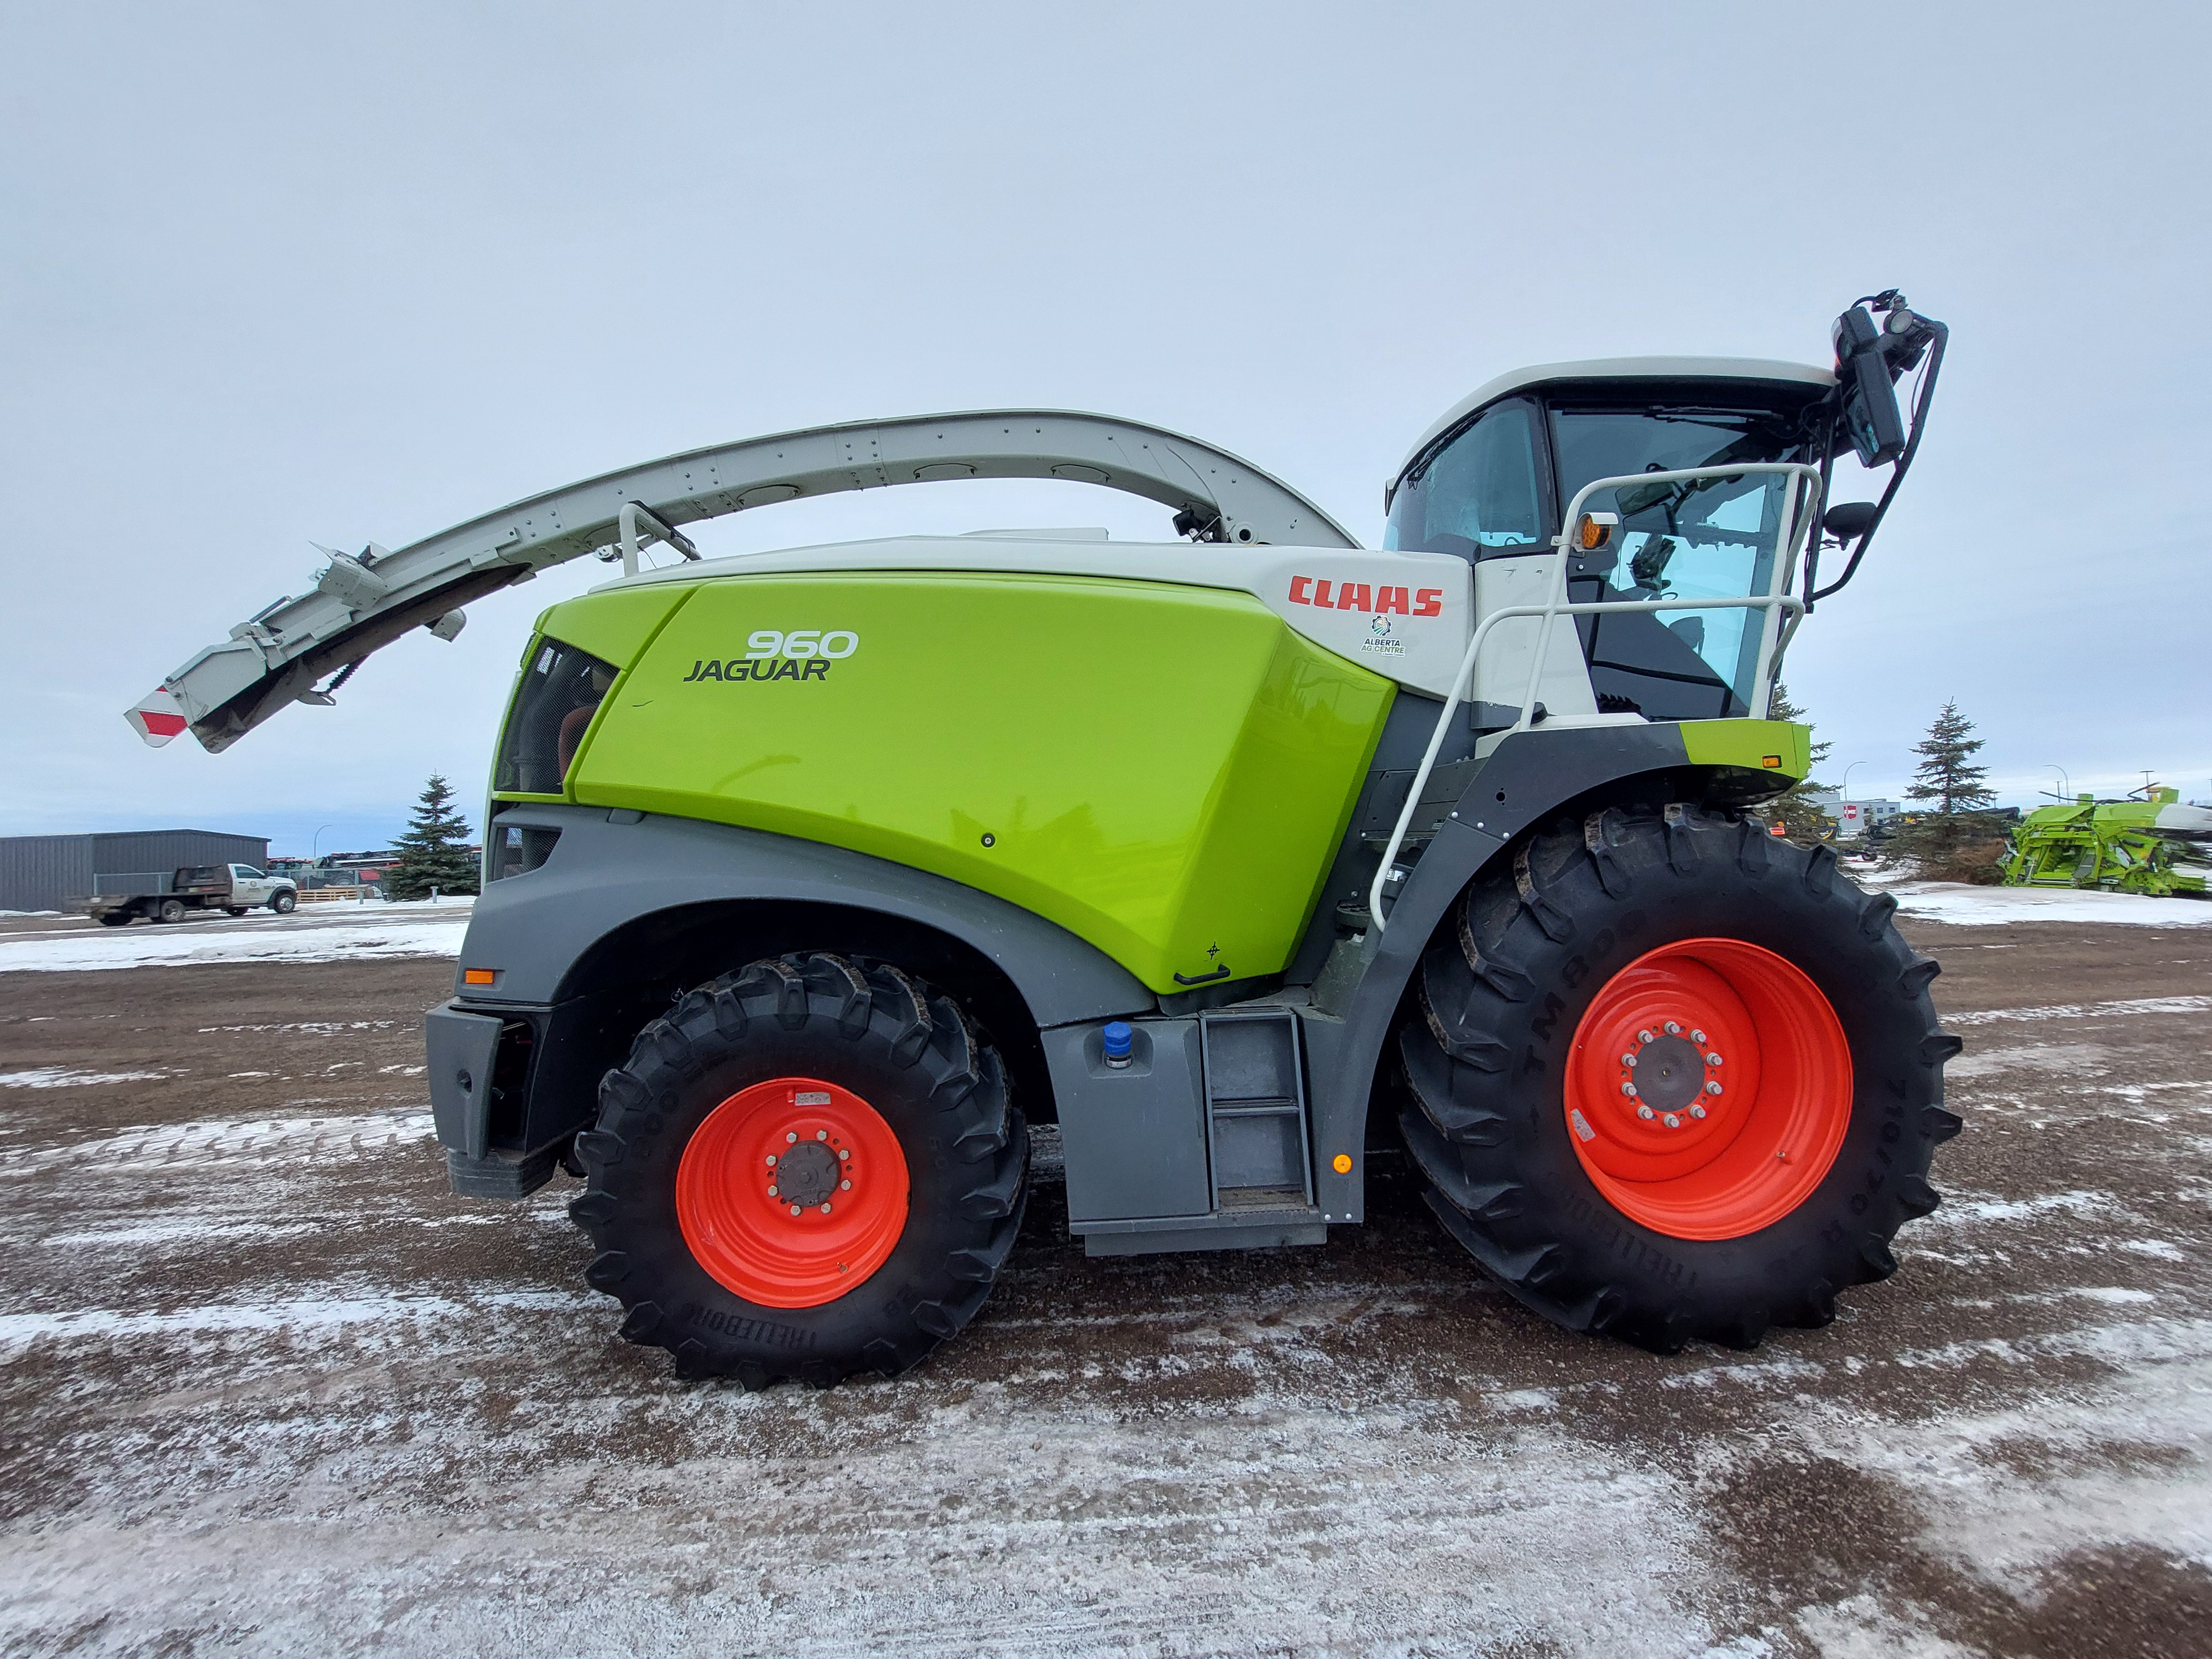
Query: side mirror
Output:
[[1832, 306, 1907, 467], [1822, 500, 1880, 544]]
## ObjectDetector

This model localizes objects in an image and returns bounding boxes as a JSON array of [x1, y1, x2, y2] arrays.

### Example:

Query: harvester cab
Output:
[[134, 292, 1960, 1386]]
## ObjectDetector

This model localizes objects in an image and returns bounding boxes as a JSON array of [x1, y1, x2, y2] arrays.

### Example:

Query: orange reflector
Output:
[[1332, 1152, 1354, 1174], [1575, 510, 1619, 551], [463, 968, 496, 985], [1761, 754, 1783, 768]]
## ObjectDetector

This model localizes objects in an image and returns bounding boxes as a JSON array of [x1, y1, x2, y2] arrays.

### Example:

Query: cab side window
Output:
[[1385, 400, 1546, 561], [495, 638, 620, 795]]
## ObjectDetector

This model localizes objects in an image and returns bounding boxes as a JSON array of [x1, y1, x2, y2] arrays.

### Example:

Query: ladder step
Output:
[[1199, 1010, 1313, 1204]]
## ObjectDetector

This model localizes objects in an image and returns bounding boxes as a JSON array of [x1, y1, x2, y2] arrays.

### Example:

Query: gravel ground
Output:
[[1, 920, 2208, 1656]]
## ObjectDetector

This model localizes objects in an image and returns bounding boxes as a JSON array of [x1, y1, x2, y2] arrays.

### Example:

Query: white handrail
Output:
[[617, 500, 700, 578], [1367, 461, 1822, 932]]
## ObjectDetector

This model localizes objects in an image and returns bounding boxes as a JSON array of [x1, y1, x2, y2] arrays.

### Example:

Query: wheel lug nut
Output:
[[765, 1155, 778, 1167], [1662, 1113, 1680, 1129], [816, 1130, 828, 1140], [837, 1149, 851, 1161], [767, 1184, 778, 1196], [789, 1204, 801, 1215], [786, 1132, 797, 1144], [1638, 1030, 1655, 1045], [1707, 1081, 1724, 1095], [1665, 1021, 1681, 1035], [1621, 1082, 1638, 1097], [1621, 1053, 1637, 1068], [820, 1202, 832, 1214], [1637, 1104, 1655, 1120], [840, 1180, 851, 1191], [1690, 1029, 1707, 1044], [1707, 1053, 1724, 1067], [1690, 1105, 1707, 1119]]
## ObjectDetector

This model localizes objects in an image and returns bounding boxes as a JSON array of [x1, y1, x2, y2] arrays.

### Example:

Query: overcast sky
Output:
[[4, 3, 2206, 854]]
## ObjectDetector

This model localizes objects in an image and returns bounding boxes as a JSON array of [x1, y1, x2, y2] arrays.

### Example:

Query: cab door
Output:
[[230, 864, 272, 904]]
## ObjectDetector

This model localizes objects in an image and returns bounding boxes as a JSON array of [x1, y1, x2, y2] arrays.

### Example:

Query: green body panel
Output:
[[534, 585, 691, 670], [539, 572, 1394, 991], [482, 587, 695, 806], [1678, 718, 1811, 781], [2002, 790, 2209, 898]]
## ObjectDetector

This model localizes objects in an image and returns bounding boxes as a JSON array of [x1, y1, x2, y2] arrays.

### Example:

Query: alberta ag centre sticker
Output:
[[685, 628, 859, 684]]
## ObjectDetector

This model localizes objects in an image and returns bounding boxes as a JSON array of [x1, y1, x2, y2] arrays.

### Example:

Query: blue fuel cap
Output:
[[1102, 1021, 1134, 1066]]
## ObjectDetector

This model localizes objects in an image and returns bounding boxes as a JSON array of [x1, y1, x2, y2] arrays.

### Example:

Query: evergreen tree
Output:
[[1890, 702, 2008, 880], [385, 774, 479, 900], [1762, 681, 1836, 845], [1905, 701, 1996, 813]]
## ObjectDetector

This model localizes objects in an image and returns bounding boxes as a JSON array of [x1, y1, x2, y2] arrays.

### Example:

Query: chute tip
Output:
[[126, 687, 189, 747]]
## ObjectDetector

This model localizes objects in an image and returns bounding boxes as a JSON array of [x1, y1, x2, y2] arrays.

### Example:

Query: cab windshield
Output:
[[1552, 404, 1814, 719]]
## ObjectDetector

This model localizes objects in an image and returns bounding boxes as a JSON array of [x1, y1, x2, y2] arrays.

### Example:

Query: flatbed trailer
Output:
[[89, 863, 298, 926]]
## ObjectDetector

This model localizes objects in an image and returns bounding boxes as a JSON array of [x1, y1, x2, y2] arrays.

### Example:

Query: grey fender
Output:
[[1300, 722, 1733, 1223], [458, 804, 1153, 1026]]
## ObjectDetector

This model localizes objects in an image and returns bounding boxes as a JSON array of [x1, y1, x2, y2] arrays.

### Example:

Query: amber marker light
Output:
[[1761, 755, 1784, 769], [463, 968, 497, 985], [1332, 1153, 1354, 1174], [1575, 510, 1619, 551]]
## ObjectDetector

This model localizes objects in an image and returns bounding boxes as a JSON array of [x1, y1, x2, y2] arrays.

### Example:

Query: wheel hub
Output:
[[1627, 1032, 1709, 1118], [768, 1138, 841, 1208]]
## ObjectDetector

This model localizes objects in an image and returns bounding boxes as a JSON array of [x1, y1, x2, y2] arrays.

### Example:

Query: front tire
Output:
[[571, 953, 1029, 1385], [1400, 804, 1963, 1352], [269, 891, 296, 914]]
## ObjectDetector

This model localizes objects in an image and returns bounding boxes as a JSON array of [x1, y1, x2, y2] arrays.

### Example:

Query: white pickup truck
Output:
[[90, 863, 299, 926]]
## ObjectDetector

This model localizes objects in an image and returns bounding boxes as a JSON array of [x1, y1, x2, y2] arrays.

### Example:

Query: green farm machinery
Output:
[[133, 291, 1963, 1384], [2004, 787, 2212, 898]]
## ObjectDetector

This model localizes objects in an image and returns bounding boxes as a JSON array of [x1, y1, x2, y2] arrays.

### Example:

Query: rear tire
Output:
[[1399, 804, 1962, 1352], [96, 911, 133, 928], [571, 952, 1029, 1385], [223, 907, 249, 917], [156, 899, 186, 924]]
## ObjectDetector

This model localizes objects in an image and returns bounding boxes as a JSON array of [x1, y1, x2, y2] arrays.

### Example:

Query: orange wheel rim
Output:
[[676, 1076, 909, 1308], [1563, 938, 1851, 1240]]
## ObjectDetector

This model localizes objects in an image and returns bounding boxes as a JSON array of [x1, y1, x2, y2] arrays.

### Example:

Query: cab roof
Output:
[[1399, 356, 1837, 477]]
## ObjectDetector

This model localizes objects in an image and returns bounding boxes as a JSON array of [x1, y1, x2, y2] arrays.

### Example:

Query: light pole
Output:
[[1840, 760, 1865, 800], [2043, 766, 2069, 802], [311, 823, 336, 861]]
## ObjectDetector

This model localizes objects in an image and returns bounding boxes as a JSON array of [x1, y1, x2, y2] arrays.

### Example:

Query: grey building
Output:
[[0, 830, 272, 914], [1801, 792, 1903, 839]]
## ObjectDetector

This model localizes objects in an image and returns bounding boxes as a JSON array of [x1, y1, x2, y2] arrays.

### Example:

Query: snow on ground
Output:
[[3, 907, 2211, 1652], [0, 1068, 169, 1088], [0, 900, 471, 972], [1887, 880, 2212, 926]]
